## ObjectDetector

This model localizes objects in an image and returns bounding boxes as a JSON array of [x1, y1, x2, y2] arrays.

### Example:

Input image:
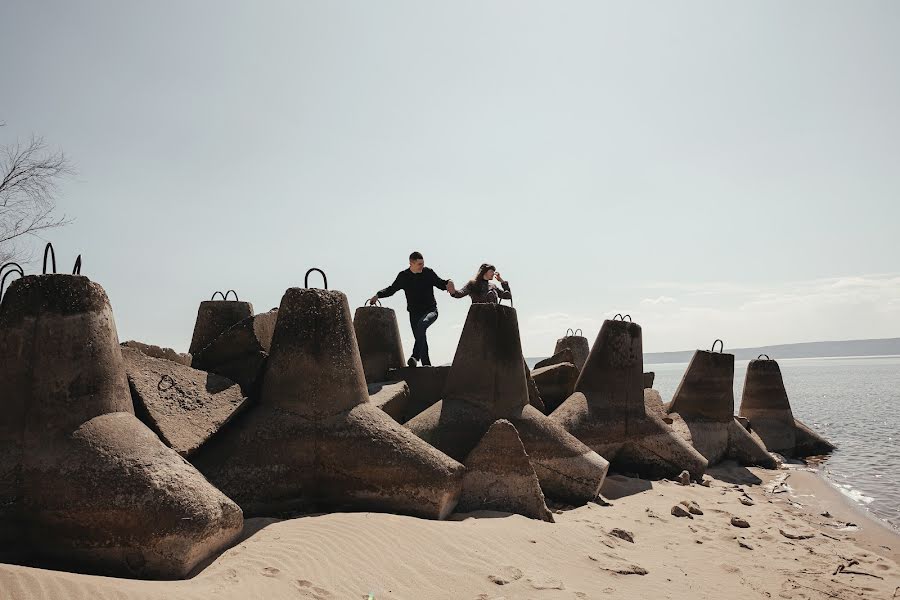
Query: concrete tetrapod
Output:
[[191, 288, 465, 519], [0, 274, 242, 579], [534, 347, 575, 370], [739, 357, 835, 457], [456, 419, 554, 522], [405, 304, 609, 504], [666, 345, 777, 468], [531, 362, 579, 413], [388, 366, 450, 420], [188, 297, 254, 360], [368, 380, 411, 422], [553, 332, 590, 372], [193, 308, 278, 394], [353, 305, 405, 384], [551, 319, 708, 480], [123, 347, 249, 457]]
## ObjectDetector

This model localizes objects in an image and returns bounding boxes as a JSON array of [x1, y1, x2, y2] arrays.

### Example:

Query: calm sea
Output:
[[649, 355, 900, 530]]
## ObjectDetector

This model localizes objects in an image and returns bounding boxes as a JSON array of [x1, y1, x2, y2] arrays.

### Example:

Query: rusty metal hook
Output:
[[42, 243, 57, 275], [157, 374, 176, 391], [711, 339, 724, 353], [72, 255, 82, 275], [305, 268, 328, 290], [1, 262, 25, 301]]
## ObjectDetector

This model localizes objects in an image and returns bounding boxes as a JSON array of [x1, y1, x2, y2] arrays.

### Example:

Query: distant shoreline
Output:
[[642, 336, 900, 364], [527, 337, 900, 368]]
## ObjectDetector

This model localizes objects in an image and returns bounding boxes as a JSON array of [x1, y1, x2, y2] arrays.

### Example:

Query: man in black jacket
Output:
[[369, 251, 456, 367]]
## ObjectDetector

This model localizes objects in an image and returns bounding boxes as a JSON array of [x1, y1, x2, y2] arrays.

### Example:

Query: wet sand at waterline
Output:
[[1, 464, 897, 600]]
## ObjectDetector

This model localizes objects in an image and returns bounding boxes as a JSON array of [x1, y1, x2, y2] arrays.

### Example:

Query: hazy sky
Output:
[[2, 1, 898, 364]]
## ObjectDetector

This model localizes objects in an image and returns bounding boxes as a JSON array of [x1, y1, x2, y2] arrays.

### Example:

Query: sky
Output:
[[1, 1, 898, 364]]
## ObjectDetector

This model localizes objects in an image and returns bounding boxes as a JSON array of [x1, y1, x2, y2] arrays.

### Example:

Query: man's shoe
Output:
[[407, 357, 417, 368]]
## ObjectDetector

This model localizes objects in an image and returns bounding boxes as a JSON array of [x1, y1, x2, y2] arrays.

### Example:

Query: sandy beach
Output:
[[1, 463, 896, 600]]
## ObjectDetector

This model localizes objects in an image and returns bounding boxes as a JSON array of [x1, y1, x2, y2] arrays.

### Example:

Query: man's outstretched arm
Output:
[[429, 269, 453, 292], [369, 272, 403, 304]]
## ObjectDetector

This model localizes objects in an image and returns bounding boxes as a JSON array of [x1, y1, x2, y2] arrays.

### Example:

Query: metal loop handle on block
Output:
[[613, 313, 624, 321], [210, 291, 226, 301], [157, 374, 176, 391], [622, 314, 632, 322], [304, 268, 328, 289], [758, 353, 770, 360], [574, 328, 583, 336], [1, 262, 25, 301], [565, 328, 575, 337], [498, 297, 514, 308], [711, 339, 724, 353], [72, 255, 82, 275], [42, 243, 57, 274], [365, 298, 382, 307], [224, 290, 239, 301]]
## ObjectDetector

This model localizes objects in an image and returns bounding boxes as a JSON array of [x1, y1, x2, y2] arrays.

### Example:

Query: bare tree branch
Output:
[[0, 126, 74, 264]]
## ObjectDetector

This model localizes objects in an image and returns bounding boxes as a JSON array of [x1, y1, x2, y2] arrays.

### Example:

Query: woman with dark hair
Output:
[[450, 263, 511, 304]]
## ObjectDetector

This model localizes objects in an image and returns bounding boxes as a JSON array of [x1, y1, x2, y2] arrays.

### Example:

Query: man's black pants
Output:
[[409, 310, 439, 366]]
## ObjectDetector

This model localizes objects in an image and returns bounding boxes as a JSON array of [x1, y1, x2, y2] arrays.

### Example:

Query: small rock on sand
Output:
[[731, 517, 751, 528], [779, 528, 815, 540], [608, 528, 634, 543], [671, 505, 693, 519], [740, 496, 755, 506], [680, 500, 703, 515], [678, 470, 691, 486]]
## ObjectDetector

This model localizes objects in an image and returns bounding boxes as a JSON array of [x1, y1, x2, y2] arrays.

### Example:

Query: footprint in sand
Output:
[[488, 566, 523, 585], [294, 580, 336, 599], [527, 576, 565, 590], [261, 566, 281, 577]]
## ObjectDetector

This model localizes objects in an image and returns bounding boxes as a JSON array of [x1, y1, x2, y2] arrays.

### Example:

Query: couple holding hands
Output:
[[368, 251, 511, 367]]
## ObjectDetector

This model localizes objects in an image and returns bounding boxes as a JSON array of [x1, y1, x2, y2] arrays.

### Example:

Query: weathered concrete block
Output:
[[793, 418, 836, 456], [192, 288, 465, 520], [195, 309, 277, 366], [122, 340, 192, 366], [457, 419, 554, 522], [193, 309, 278, 394], [739, 357, 834, 458], [534, 347, 574, 370], [525, 360, 547, 413], [405, 304, 608, 504], [552, 319, 707, 480], [553, 333, 590, 371], [354, 305, 405, 384], [532, 362, 579, 414], [0, 274, 243, 579], [188, 298, 253, 359], [667, 347, 775, 468], [368, 380, 411, 422], [388, 365, 450, 420], [123, 347, 249, 457]]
